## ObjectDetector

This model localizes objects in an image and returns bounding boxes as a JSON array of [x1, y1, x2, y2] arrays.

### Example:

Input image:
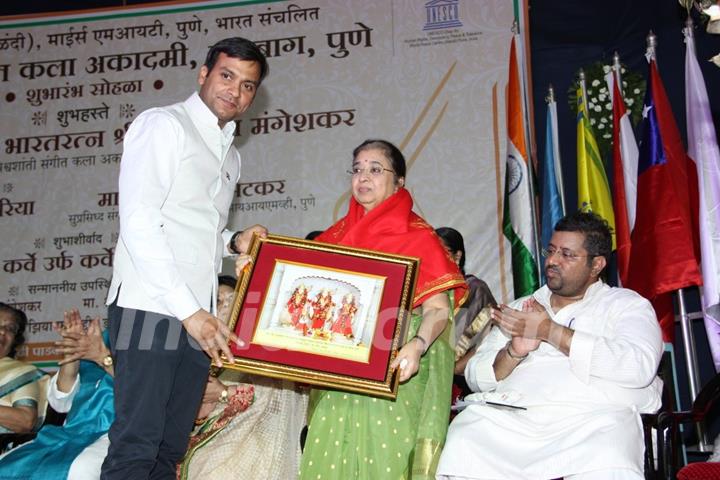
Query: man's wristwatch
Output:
[[101, 354, 114, 368], [229, 230, 243, 254]]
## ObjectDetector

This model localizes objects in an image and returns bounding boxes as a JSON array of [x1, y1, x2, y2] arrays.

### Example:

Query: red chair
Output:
[[645, 372, 720, 479], [677, 461, 720, 480]]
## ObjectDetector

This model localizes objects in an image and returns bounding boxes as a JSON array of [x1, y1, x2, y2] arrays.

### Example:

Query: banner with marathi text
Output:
[[0, 0, 515, 366]]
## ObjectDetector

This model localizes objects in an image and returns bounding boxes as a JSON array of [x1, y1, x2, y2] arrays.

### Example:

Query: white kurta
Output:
[[436, 281, 663, 480]]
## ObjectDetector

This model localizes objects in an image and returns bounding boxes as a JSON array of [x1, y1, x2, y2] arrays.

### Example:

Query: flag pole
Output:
[[676, 22, 702, 407], [678, 287, 710, 451], [610, 57, 623, 289], [578, 69, 590, 123], [645, 30, 657, 64], [612, 52, 623, 95]]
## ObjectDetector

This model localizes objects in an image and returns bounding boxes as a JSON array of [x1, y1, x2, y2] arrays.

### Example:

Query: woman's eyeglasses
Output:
[[347, 166, 395, 177]]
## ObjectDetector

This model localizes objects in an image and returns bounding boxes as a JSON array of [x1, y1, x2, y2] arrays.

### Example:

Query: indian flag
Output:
[[502, 34, 538, 298]]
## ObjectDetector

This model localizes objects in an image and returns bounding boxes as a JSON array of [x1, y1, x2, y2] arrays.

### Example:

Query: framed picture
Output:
[[223, 233, 419, 399]]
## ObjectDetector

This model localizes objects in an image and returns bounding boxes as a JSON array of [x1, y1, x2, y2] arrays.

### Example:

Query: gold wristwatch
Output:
[[219, 388, 229, 403], [102, 355, 114, 367]]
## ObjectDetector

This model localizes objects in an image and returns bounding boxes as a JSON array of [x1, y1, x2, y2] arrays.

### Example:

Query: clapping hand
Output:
[[54, 310, 106, 366], [490, 299, 549, 356]]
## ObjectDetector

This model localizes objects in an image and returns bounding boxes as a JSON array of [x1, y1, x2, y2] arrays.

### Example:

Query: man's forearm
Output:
[[544, 322, 574, 356], [492, 345, 525, 381]]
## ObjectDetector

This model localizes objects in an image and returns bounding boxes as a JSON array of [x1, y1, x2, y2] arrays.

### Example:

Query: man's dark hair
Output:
[[204, 37, 269, 84], [218, 275, 237, 290], [0, 302, 28, 358], [554, 210, 612, 266]]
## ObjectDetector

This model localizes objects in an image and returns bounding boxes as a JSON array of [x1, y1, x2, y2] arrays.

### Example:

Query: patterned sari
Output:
[[0, 357, 42, 434], [178, 373, 308, 480], [299, 188, 467, 479]]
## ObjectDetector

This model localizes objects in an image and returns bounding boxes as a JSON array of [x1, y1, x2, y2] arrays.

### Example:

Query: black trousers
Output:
[[100, 303, 210, 480]]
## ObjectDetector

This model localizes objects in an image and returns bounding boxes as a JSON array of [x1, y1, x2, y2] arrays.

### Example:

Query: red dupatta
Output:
[[317, 188, 467, 309]]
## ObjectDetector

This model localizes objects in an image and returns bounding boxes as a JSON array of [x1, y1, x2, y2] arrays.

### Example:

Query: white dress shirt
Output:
[[107, 92, 240, 320]]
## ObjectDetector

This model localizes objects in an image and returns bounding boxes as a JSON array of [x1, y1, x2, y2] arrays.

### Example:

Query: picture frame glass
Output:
[[252, 259, 386, 364]]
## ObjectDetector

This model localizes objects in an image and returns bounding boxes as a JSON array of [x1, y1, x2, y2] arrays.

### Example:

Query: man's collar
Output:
[[185, 92, 236, 137], [536, 279, 605, 309], [582, 279, 605, 299]]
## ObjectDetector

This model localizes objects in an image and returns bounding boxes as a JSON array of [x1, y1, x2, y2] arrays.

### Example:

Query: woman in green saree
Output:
[[299, 139, 467, 479]]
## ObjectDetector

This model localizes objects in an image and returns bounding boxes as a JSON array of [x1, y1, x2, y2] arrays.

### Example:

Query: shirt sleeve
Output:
[[568, 293, 663, 387], [47, 372, 79, 414], [117, 110, 201, 321], [464, 325, 509, 392], [221, 229, 236, 256]]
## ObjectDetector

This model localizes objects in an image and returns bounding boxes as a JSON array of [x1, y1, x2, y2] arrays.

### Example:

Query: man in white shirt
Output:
[[102, 37, 268, 479], [436, 211, 663, 480]]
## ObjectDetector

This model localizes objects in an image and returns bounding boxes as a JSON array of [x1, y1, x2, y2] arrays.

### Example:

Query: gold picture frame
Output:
[[223, 233, 418, 399]]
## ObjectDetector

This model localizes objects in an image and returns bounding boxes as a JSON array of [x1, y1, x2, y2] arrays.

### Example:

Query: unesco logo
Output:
[[423, 0, 462, 31]]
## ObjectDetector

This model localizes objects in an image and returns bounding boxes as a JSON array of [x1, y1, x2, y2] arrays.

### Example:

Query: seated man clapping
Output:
[[437, 211, 663, 480]]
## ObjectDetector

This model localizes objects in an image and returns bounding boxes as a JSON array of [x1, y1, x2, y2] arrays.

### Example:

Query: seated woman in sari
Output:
[[178, 275, 309, 480], [299, 139, 467, 479], [0, 303, 42, 436], [0, 308, 114, 480], [434, 227, 497, 398]]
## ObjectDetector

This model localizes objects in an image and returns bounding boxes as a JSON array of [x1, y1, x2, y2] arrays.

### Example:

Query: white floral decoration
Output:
[[569, 61, 646, 158]]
